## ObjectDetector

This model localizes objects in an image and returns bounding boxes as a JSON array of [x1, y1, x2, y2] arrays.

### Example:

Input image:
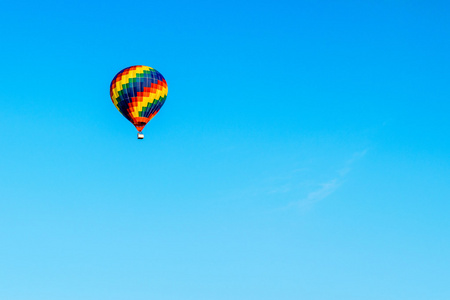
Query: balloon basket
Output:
[[137, 132, 144, 139]]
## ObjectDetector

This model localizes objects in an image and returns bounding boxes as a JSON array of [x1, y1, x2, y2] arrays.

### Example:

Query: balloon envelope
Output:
[[110, 65, 168, 131]]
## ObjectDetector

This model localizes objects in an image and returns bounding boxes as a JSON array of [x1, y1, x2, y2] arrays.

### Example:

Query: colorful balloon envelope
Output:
[[110, 65, 168, 137]]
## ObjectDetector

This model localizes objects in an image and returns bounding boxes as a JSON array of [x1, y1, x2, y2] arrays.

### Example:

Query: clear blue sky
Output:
[[1, 1, 449, 299]]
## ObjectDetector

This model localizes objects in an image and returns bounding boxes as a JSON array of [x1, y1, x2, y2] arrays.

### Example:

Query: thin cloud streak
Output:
[[298, 179, 341, 207], [289, 149, 368, 209]]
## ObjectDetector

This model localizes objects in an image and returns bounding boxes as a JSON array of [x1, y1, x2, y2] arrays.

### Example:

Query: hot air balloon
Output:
[[110, 65, 168, 139]]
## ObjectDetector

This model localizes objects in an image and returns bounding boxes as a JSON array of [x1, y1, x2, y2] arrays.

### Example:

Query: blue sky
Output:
[[0, 1, 449, 299]]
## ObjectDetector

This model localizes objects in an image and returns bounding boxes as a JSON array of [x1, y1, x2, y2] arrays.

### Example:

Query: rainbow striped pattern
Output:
[[110, 65, 168, 132]]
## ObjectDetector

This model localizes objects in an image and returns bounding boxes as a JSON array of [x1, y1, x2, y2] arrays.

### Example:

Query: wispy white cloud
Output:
[[297, 178, 341, 207], [338, 149, 368, 176], [288, 149, 368, 209], [218, 149, 368, 213]]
